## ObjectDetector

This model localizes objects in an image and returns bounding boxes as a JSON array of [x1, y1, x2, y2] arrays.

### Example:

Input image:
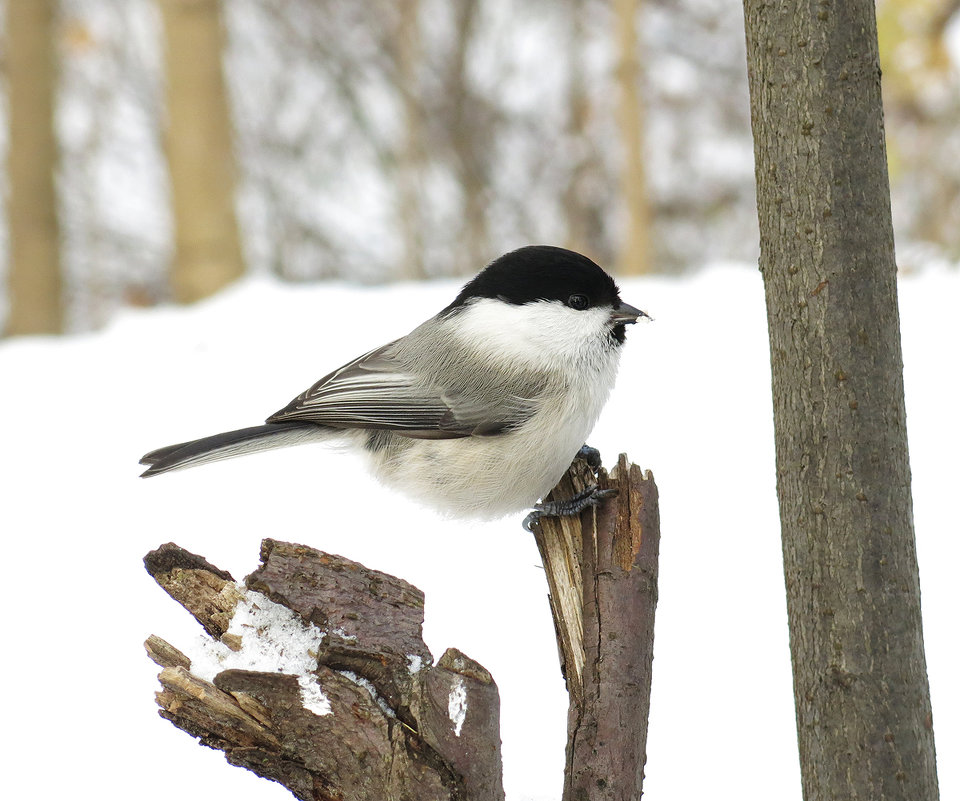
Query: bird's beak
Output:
[[610, 302, 648, 325]]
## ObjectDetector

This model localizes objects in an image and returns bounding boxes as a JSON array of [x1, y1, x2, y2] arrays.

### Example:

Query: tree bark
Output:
[[157, 0, 245, 303], [532, 453, 660, 801], [145, 540, 504, 801], [742, 3, 939, 799], [5, 0, 62, 335]]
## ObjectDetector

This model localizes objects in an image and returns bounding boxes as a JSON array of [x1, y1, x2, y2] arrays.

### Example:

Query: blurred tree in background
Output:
[[614, 0, 652, 275], [877, 0, 960, 268], [5, 0, 62, 334], [158, 0, 245, 303], [0, 0, 958, 334]]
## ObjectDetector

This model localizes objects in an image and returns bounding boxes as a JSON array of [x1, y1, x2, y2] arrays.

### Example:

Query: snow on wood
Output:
[[144, 539, 505, 801]]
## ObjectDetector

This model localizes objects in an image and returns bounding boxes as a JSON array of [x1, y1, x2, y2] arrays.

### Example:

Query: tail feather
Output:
[[139, 422, 330, 477]]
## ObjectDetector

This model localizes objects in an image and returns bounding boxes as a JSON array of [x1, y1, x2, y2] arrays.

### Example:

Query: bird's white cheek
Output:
[[453, 299, 613, 368]]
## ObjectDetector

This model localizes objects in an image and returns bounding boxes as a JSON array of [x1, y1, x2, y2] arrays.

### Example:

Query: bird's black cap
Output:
[[442, 245, 623, 316]]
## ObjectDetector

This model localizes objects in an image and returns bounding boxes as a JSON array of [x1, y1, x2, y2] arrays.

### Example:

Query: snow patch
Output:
[[337, 670, 396, 718], [297, 676, 332, 717], [330, 626, 357, 642], [189, 587, 332, 716], [448, 677, 468, 737], [407, 654, 425, 674]]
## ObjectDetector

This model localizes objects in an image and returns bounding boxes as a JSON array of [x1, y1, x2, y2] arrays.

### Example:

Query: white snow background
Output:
[[1, 264, 957, 800]]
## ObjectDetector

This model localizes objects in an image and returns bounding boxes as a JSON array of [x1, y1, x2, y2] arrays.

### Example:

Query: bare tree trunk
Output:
[[157, 0, 244, 303], [613, 0, 652, 276], [532, 454, 660, 801], [447, 0, 488, 274], [742, 2, 939, 799], [562, 0, 595, 259], [5, 0, 62, 335], [395, 0, 426, 280]]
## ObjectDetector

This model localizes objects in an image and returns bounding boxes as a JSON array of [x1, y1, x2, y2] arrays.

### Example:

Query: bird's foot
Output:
[[522, 484, 618, 532]]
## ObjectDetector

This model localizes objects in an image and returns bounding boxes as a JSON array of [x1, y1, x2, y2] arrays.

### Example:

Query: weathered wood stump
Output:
[[532, 453, 660, 801], [145, 539, 504, 801]]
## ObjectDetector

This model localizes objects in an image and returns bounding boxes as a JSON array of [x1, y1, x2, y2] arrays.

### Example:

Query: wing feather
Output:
[[266, 341, 535, 438]]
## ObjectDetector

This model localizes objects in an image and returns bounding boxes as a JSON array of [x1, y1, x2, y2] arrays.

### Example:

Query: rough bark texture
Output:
[[145, 540, 504, 801], [742, 3, 939, 799], [5, 0, 62, 335], [532, 454, 660, 801], [158, 0, 245, 302]]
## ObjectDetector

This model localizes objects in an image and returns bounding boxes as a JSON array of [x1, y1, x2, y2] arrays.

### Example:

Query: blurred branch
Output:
[[929, 0, 960, 38]]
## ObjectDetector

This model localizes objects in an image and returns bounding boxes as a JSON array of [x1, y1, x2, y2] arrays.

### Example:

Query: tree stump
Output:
[[144, 539, 504, 801], [532, 453, 660, 801]]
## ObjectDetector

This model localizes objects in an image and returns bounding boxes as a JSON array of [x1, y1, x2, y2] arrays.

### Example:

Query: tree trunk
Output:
[[395, 0, 426, 280], [447, 0, 488, 275], [613, 0, 652, 276], [742, 3, 939, 799], [158, 0, 245, 303], [561, 0, 597, 259], [5, 0, 62, 335]]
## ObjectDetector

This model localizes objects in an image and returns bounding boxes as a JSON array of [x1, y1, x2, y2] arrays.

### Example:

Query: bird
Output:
[[140, 245, 646, 527]]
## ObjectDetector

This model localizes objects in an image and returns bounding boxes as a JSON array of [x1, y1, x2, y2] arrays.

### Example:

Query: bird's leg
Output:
[[522, 484, 618, 532]]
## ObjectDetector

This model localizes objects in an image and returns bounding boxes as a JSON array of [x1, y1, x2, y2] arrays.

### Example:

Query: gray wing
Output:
[[266, 341, 536, 439]]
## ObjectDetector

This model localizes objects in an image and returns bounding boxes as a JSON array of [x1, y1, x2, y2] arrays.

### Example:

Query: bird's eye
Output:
[[567, 294, 590, 310]]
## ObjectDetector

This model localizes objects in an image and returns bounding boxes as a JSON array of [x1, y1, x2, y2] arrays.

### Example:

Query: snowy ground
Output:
[[2, 264, 956, 800]]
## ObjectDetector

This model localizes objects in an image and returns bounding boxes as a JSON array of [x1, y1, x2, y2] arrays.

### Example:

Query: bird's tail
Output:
[[139, 421, 331, 477]]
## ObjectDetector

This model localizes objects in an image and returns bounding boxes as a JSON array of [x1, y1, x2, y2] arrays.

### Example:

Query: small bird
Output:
[[140, 246, 645, 526]]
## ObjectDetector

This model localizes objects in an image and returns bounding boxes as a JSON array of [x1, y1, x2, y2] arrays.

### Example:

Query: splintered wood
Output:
[[532, 453, 660, 801]]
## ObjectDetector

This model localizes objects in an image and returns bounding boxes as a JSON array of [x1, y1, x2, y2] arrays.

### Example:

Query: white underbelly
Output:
[[366, 389, 606, 519]]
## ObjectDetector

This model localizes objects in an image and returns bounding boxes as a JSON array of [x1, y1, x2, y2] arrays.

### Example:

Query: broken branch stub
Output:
[[144, 540, 504, 801], [532, 453, 661, 801]]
